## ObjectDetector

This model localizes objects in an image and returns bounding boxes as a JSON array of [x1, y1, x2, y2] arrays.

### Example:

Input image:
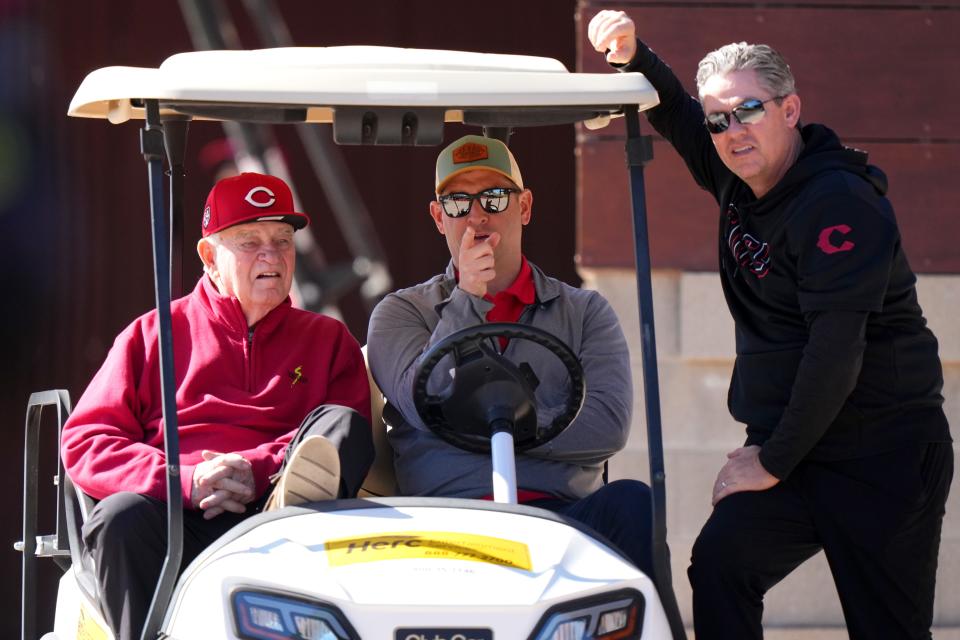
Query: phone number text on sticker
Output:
[[326, 531, 531, 570]]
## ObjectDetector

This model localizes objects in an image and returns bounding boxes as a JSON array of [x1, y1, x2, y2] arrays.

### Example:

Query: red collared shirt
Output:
[[482, 256, 536, 349]]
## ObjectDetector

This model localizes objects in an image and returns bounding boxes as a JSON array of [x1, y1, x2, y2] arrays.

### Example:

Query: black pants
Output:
[[688, 442, 953, 640], [82, 404, 373, 640], [530, 479, 656, 578]]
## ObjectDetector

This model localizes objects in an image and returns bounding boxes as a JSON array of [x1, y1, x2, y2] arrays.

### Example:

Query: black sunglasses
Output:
[[437, 187, 519, 218], [704, 96, 786, 134]]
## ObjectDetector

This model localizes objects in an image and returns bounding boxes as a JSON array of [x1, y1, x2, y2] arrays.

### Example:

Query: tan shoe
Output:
[[265, 435, 341, 510]]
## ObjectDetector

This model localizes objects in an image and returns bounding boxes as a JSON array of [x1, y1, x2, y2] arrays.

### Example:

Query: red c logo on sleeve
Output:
[[817, 224, 855, 255]]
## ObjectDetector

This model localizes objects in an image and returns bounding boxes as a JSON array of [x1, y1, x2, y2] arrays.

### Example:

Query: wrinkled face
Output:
[[429, 169, 532, 268], [700, 69, 802, 197], [199, 221, 296, 324]]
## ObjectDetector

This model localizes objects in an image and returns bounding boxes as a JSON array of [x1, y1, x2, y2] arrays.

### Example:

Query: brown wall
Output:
[[575, 0, 960, 272]]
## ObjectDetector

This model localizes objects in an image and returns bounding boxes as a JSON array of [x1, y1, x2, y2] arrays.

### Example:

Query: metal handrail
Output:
[[19, 389, 72, 640], [624, 104, 687, 639]]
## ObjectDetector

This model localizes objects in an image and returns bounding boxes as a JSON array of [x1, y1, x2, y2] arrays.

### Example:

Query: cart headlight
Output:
[[232, 590, 356, 640], [529, 590, 644, 640]]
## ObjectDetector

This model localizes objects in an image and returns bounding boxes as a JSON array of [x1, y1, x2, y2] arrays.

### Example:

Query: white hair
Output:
[[202, 231, 223, 247]]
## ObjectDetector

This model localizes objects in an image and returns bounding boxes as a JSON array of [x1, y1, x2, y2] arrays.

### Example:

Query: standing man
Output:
[[62, 172, 374, 640], [367, 134, 655, 576], [589, 11, 952, 639]]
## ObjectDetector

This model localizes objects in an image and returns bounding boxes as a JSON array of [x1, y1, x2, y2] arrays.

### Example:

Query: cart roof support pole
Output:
[[140, 99, 184, 640], [163, 118, 190, 300], [624, 105, 686, 640]]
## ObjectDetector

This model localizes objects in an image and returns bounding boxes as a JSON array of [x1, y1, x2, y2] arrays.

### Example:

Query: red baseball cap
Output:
[[201, 172, 310, 237]]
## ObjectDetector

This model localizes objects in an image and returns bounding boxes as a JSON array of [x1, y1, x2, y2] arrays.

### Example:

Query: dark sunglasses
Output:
[[704, 96, 786, 134], [437, 187, 519, 218]]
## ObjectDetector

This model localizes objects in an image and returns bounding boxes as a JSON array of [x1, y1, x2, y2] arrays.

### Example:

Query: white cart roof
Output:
[[68, 45, 658, 132]]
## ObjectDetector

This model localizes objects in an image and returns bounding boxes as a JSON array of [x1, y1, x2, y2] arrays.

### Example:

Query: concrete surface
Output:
[[582, 268, 960, 632]]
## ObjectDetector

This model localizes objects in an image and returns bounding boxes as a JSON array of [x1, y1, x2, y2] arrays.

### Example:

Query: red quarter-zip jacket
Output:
[[62, 276, 371, 506]]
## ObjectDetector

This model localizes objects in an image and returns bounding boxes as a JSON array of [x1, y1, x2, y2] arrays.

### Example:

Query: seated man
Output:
[[367, 135, 653, 575], [61, 172, 374, 640]]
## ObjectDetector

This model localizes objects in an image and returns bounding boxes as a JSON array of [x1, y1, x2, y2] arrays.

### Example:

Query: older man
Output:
[[61, 172, 373, 640], [367, 135, 655, 576], [589, 11, 953, 639]]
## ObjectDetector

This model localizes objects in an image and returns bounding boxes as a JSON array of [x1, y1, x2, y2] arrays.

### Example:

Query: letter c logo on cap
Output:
[[244, 186, 276, 208]]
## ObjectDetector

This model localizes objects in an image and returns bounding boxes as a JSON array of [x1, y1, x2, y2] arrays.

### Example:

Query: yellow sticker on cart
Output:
[[326, 531, 532, 570], [77, 603, 110, 640]]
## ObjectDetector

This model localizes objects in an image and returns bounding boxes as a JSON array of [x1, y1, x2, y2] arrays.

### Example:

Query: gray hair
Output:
[[695, 42, 796, 101]]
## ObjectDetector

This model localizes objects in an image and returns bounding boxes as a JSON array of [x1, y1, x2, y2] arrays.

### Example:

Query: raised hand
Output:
[[587, 10, 638, 65], [457, 226, 501, 298]]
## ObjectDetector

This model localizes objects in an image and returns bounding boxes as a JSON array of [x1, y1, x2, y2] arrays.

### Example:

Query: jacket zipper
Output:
[[246, 327, 255, 392]]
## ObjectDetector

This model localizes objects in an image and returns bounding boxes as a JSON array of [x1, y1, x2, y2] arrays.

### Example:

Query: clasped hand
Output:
[[191, 450, 256, 520]]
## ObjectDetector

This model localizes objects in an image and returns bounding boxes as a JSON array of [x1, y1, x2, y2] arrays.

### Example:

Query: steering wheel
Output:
[[412, 322, 585, 453]]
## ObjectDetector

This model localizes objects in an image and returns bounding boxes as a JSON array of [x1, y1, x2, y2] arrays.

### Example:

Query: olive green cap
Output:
[[435, 135, 524, 193]]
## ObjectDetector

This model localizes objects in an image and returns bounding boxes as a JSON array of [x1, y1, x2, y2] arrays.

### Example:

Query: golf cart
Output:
[[18, 45, 684, 639]]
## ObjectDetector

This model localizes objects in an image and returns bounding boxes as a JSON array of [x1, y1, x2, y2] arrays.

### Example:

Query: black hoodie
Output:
[[623, 40, 949, 478]]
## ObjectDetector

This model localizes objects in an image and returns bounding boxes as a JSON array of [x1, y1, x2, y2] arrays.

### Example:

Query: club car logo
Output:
[[397, 629, 493, 640], [244, 186, 276, 208], [325, 531, 531, 570]]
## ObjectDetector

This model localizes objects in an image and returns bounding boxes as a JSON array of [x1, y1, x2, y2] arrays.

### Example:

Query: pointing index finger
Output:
[[461, 226, 476, 248]]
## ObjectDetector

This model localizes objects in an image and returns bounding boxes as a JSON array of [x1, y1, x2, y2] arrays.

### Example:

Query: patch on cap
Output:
[[452, 142, 489, 164], [435, 135, 524, 193], [202, 206, 211, 229]]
